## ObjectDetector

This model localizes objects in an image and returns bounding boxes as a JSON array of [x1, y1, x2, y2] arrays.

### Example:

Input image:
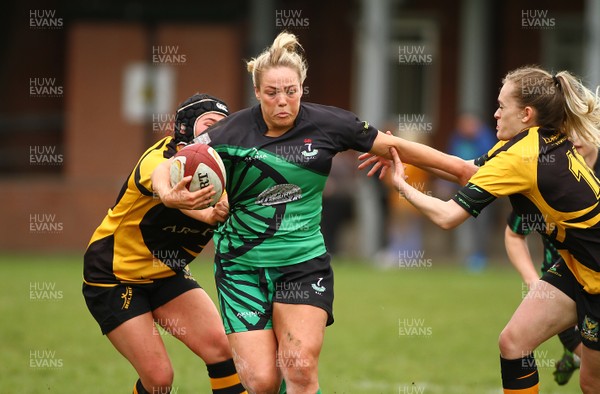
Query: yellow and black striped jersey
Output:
[[83, 136, 214, 286], [453, 127, 600, 293]]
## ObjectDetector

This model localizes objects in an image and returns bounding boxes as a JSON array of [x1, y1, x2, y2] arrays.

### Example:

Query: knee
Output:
[[239, 369, 280, 394], [196, 328, 232, 363], [278, 351, 319, 390], [211, 329, 232, 354], [498, 326, 521, 359], [141, 365, 174, 391]]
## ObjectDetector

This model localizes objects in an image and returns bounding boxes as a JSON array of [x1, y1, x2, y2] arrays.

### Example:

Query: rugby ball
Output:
[[170, 144, 226, 207]]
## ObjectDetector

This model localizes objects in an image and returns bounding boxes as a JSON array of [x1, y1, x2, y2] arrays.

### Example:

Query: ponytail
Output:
[[557, 72, 600, 147]]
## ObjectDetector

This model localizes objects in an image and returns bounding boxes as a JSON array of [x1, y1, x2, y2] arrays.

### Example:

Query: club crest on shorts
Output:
[[311, 277, 326, 294], [581, 315, 599, 343]]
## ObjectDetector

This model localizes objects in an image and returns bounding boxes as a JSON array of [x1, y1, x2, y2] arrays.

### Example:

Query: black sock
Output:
[[500, 354, 539, 393], [206, 359, 247, 394], [133, 379, 150, 394], [558, 327, 581, 353]]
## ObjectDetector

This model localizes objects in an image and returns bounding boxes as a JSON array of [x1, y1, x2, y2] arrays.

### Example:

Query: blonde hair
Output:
[[503, 66, 600, 147], [246, 31, 308, 88]]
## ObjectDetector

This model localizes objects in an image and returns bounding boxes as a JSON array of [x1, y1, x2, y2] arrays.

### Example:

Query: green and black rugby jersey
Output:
[[199, 102, 378, 267], [83, 136, 215, 286], [453, 127, 600, 293]]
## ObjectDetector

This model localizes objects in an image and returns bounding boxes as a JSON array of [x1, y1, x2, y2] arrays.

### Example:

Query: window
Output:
[[390, 17, 439, 138]]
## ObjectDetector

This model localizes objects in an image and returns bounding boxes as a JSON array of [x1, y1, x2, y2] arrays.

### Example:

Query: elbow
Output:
[[458, 162, 478, 186], [438, 219, 459, 231], [433, 212, 463, 230]]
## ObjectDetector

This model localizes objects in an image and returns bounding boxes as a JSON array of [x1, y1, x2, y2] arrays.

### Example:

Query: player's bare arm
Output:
[[504, 226, 540, 288], [151, 159, 216, 210], [390, 147, 471, 229], [359, 131, 478, 185]]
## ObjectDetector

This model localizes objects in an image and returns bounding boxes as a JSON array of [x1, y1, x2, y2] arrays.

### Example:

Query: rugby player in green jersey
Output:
[[153, 31, 476, 394]]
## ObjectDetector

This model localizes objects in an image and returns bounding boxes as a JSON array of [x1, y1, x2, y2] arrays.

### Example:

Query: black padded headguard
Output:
[[173, 93, 229, 144]]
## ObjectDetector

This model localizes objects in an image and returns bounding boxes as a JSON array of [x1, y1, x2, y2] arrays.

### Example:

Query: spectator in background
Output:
[[446, 112, 497, 271], [379, 162, 429, 267], [321, 151, 359, 256], [376, 128, 429, 267]]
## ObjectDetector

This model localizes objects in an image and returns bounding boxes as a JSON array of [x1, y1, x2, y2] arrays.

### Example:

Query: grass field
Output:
[[0, 253, 582, 394]]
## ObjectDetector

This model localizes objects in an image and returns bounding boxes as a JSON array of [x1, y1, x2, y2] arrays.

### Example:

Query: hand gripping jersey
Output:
[[83, 137, 215, 286], [197, 103, 378, 267], [453, 127, 600, 293]]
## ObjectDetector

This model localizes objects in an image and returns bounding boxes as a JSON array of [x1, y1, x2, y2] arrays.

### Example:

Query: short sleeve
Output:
[[452, 182, 497, 217], [311, 104, 378, 153], [507, 210, 532, 236], [467, 143, 532, 198], [138, 148, 165, 195], [344, 117, 379, 153]]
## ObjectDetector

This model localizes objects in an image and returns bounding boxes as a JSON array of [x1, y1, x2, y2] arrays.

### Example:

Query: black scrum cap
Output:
[[173, 93, 229, 144]]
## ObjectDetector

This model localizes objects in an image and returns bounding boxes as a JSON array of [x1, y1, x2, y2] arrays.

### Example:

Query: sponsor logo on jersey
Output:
[[256, 184, 302, 206], [162, 225, 212, 235], [245, 147, 268, 162]]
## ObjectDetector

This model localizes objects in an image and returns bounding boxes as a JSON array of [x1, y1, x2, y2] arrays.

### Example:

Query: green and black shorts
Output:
[[214, 253, 334, 334]]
